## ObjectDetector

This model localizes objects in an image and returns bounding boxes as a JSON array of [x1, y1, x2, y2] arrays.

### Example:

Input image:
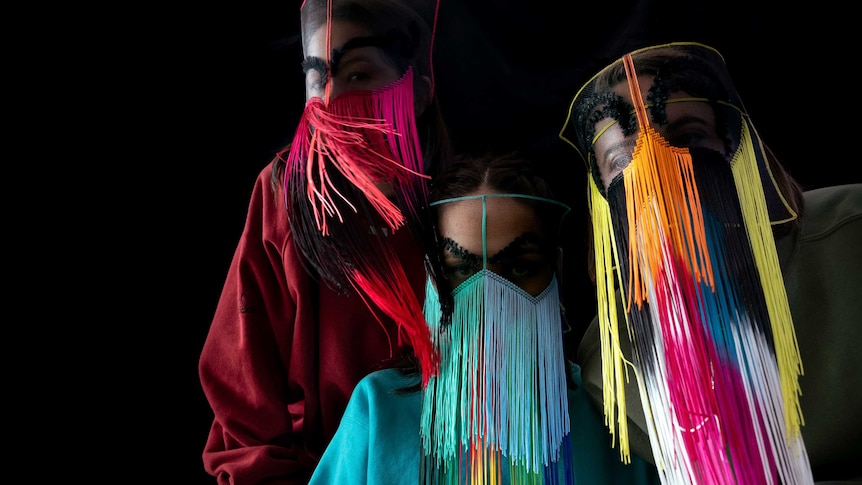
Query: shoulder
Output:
[[240, 159, 293, 247], [344, 369, 422, 421], [354, 368, 419, 394], [803, 183, 862, 207], [311, 369, 422, 484], [799, 184, 862, 240], [775, 184, 861, 271]]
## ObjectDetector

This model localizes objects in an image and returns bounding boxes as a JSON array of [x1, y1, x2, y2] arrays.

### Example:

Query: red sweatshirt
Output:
[[199, 161, 425, 484]]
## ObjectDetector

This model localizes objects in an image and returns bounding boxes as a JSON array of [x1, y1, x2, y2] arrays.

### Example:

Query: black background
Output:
[[69, 1, 856, 482]]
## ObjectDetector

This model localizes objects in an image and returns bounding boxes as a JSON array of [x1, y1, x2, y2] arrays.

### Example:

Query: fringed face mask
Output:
[[560, 42, 811, 484], [283, 67, 426, 238], [420, 193, 575, 483], [279, 6, 439, 383]]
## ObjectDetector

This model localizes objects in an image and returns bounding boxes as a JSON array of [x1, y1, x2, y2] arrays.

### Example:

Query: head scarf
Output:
[[420, 193, 576, 483], [559, 42, 810, 484]]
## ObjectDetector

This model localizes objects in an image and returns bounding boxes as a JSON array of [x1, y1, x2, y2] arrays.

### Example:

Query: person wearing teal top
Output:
[[309, 153, 661, 484]]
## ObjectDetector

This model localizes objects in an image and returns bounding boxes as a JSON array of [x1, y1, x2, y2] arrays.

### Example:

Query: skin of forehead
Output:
[[437, 194, 542, 260], [593, 94, 720, 148], [305, 20, 368, 61], [600, 74, 718, 134]]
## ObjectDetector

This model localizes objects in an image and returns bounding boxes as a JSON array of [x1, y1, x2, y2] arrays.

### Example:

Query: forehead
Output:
[[594, 75, 717, 135], [305, 19, 372, 59], [437, 195, 540, 256], [609, 74, 703, 108]]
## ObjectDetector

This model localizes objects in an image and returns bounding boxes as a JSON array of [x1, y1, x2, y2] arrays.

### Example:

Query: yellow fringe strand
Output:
[[731, 120, 805, 437]]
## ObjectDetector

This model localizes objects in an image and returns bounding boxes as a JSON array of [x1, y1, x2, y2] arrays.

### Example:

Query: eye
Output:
[[444, 262, 478, 279], [345, 70, 371, 83], [594, 136, 636, 186], [608, 153, 632, 173], [440, 259, 481, 290], [503, 259, 544, 281], [333, 67, 385, 92], [660, 102, 725, 153], [332, 50, 401, 92], [438, 238, 482, 287], [665, 129, 710, 149], [597, 152, 631, 189]]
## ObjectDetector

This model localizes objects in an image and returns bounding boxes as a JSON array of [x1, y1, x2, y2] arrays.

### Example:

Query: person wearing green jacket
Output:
[[561, 41, 862, 483]]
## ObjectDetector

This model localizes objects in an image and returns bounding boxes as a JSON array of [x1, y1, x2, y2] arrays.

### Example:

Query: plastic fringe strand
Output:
[[420, 272, 574, 484]]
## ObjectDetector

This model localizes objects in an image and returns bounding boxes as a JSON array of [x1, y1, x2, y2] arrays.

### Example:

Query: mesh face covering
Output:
[[420, 194, 576, 484], [279, 1, 440, 381], [559, 42, 811, 484]]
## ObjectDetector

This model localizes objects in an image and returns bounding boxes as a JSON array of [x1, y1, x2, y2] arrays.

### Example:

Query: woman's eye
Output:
[[346, 71, 371, 83], [667, 130, 708, 148], [506, 260, 543, 280], [597, 144, 634, 178], [609, 154, 632, 173], [449, 263, 476, 278]]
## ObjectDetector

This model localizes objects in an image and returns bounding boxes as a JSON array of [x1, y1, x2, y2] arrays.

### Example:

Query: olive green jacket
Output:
[[577, 183, 862, 482]]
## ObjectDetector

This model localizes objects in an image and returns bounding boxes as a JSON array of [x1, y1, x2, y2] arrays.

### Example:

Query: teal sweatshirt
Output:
[[309, 362, 661, 484]]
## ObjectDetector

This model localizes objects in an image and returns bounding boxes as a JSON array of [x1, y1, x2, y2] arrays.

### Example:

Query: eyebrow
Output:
[[440, 238, 480, 267], [488, 233, 546, 264], [301, 47, 375, 81], [301, 56, 328, 75]]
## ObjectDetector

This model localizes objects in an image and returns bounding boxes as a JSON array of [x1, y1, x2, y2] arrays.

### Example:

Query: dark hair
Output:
[[271, 0, 451, 190], [430, 152, 558, 203]]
